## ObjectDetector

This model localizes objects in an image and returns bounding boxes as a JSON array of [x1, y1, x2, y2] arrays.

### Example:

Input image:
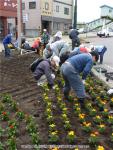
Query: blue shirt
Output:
[[3, 34, 12, 44], [67, 53, 93, 80], [94, 46, 104, 53]]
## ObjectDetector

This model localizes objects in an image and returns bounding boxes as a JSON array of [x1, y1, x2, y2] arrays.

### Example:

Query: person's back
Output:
[[69, 26, 80, 49], [51, 40, 70, 57], [41, 29, 50, 45], [69, 29, 79, 40], [3, 34, 12, 44], [51, 40, 66, 50], [67, 53, 93, 77], [94, 45, 105, 52], [32, 38, 40, 48]]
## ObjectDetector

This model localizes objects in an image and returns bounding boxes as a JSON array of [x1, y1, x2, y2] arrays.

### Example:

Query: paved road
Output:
[[84, 36, 113, 87], [86, 36, 113, 71]]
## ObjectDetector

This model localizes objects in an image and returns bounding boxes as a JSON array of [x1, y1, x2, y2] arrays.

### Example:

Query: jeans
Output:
[[98, 46, 107, 64], [60, 62, 86, 98], [3, 44, 11, 57]]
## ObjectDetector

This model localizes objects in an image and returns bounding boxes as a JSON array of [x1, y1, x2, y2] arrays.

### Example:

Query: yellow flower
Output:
[[76, 107, 80, 111], [51, 147, 59, 150], [96, 116, 101, 119], [68, 131, 75, 136], [109, 115, 113, 119], [49, 124, 56, 128], [111, 98, 113, 102], [47, 108, 51, 112], [92, 108, 96, 111], [112, 133, 113, 136], [62, 107, 67, 111], [75, 148, 79, 150], [75, 103, 79, 106], [79, 113, 85, 119], [91, 133, 96, 137], [104, 109, 108, 112], [97, 145, 105, 150], [51, 131, 58, 135], [99, 124, 105, 128], [83, 122, 91, 127]]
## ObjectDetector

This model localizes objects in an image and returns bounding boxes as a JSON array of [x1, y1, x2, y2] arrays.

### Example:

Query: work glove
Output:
[[107, 89, 113, 95], [82, 80, 86, 84], [52, 85, 56, 90], [51, 73, 55, 80]]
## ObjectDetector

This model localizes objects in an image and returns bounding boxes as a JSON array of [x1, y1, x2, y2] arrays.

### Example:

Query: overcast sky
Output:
[[77, 0, 113, 23]]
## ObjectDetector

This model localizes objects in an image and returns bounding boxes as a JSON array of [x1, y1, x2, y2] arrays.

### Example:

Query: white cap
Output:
[[43, 29, 47, 32], [90, 45, 94, 50], [52, 55, 60, 67], [54, 31, 62, 38]]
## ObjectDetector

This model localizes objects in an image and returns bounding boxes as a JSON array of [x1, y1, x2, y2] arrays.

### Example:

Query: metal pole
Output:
[[73, 0, 77, 29], [51, 0, 54, 35], [17, 0, 22, 49]]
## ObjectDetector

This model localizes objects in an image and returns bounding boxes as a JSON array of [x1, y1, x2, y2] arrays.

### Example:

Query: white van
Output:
[[97, 28, 113, 37]]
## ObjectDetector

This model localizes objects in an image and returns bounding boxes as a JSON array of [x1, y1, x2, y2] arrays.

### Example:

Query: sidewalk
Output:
[[92, 64, 113, 88]]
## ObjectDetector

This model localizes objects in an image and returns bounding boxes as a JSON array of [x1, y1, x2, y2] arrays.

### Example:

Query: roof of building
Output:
[[100, 5, 113, 10]]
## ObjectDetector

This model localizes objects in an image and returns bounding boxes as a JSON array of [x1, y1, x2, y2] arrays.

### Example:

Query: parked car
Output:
[[97, 29, 110, 37]]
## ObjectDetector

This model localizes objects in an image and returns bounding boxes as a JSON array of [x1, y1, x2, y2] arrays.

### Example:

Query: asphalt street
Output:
[[86, 36, 113, 70], [85, 36, 113, 88]]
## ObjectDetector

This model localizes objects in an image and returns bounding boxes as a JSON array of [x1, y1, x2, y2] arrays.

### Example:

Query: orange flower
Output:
[[2, 111, 7, 115], [9, 125, 14, 129]]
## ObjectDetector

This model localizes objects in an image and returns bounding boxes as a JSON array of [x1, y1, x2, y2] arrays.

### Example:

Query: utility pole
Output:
[[51, 0, 54, 35], [17, 0, 22, 48], [73, 0, 77, 29]]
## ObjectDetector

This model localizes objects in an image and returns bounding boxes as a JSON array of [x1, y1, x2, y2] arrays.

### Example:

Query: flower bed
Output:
[[0, 74, 113, 149]]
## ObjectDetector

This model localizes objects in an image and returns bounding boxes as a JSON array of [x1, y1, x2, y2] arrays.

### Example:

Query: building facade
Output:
[[0, 0, 17, 39], [52, 0, 73, 34], [22, 0, 41, 37], [100, 5, 113, 18], [22, 0, 73, 37]]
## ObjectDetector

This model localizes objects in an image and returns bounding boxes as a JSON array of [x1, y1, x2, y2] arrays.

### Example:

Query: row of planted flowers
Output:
[[0, 94, 40, 150], [40, 75, 113, 150], [0, 74, 113, 150]]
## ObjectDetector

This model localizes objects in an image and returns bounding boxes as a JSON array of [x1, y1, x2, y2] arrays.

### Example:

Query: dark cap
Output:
[[90, 50, 99, 62]]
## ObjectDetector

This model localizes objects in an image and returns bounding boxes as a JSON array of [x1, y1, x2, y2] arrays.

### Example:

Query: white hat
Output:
[[43, 29, 47, 32], [54, 31, 62, 38], [52, 56, 60, 67], [90, 45, 94, 50]]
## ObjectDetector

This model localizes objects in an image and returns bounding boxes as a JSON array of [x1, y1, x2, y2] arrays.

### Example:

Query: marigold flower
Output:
[[9, 125, 14, 129], [2, 111, 7, 115], [68, 131, 75, 136], [97, 145, 105, 150], [99, 124, 105, 128]]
